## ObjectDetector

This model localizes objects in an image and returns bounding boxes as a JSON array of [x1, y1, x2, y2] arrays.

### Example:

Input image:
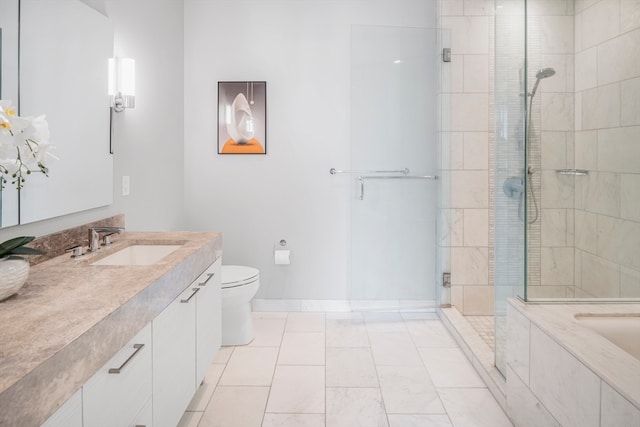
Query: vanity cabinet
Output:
[[153, 258, 222, 427], [152, 284, 197, 427], [131, 395, 153, 426], [39, 256, 222, 427], [83, 323, 153, 427]]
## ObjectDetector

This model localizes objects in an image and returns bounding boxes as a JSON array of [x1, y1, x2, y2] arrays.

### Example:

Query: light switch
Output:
[[122, 175, 130, 196]]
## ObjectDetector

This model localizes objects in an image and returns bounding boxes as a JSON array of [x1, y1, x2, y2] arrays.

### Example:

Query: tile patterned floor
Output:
[[464, 315, 495, 350], [177, 312, 513, 427]]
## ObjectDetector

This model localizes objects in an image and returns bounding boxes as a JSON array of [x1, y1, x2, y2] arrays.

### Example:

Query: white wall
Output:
[[1, 0, 442, 303], [0, 0, 185, 242], [107, 0, 185, 231], [183, 0, 437, 300]]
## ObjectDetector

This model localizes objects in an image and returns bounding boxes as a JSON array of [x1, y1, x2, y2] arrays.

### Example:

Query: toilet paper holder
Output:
[[274, 239, 291, 265]]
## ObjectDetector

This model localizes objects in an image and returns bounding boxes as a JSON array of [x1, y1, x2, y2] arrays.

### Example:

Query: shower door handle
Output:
[[358, 177, 365, 200]]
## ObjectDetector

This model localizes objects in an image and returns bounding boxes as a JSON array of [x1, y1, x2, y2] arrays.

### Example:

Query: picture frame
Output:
[[217, 81, 267, 154]]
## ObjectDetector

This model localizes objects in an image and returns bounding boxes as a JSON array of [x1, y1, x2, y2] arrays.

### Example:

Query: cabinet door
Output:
[[83, 323, 152, 427], [129, 395, 152, 427], [152, 284, 197, 427], [195, 258, 222, 385], [41, 388, 82, 427]]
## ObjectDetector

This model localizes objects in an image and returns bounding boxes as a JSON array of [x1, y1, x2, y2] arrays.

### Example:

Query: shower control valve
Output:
[[503, 176, 524, 199]]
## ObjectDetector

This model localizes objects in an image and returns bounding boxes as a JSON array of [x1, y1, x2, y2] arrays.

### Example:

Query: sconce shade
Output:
[[108, 57, 135, 112]]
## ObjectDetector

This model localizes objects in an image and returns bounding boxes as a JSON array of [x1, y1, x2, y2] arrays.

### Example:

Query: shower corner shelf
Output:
[[555, 169, 589, 176]]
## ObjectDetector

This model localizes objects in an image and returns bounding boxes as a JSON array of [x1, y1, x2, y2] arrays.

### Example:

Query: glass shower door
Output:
[[349, 26, 439, 308]]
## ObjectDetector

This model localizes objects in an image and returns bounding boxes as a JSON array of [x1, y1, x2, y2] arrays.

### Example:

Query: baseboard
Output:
[[252, 299, 437, 313]]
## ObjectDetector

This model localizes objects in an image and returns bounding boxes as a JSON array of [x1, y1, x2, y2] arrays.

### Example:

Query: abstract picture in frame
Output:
[[217, 81, 266, 154]]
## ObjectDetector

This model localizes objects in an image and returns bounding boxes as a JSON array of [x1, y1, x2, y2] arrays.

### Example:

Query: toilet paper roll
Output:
[[274, 249, 291, 265]]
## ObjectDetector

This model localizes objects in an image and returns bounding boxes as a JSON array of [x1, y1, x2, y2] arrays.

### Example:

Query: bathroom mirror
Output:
[[18, 0, 114, 224], [0, 0, 114, 227], [0, 0, 20, 227]]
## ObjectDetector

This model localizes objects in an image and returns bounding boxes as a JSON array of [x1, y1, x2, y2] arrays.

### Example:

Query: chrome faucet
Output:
[[88, 227, 125, 252]]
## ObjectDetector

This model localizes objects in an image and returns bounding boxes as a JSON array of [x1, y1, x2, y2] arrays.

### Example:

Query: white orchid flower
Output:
[[0, 100, 17, 117], [25, 115, 50, 142], [0, 99, 54, 189], [0, 158, 21, 177], [0, 117, 12, 135], [33, 142, 58, 165]]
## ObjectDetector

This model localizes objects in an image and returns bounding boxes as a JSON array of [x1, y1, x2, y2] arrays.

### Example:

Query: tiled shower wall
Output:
[[528, 0, 577, 298], [530, 0, 640, 299], [572, 0, 640, 298], [440, 0, 494, 315], [442, 0, 640, 310]]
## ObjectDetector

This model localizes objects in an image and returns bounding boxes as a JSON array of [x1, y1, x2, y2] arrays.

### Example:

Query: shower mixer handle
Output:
[[503, 176, 524, 199]]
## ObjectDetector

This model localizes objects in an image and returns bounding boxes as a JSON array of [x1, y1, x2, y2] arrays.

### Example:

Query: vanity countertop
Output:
[[0, 231, 222, 427]]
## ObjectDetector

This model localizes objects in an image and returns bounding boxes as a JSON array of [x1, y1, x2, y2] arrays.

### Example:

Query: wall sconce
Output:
[[108, 57, 135, 112]]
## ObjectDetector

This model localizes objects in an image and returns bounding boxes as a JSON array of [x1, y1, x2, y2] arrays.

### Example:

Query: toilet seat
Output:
[[222, 265, 259, 289]]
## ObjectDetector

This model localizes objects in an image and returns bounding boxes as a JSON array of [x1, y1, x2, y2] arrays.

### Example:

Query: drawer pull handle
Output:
[[180, 287, 200, 303], [109, 344, 145, 374], [198, 273, 215, 287]]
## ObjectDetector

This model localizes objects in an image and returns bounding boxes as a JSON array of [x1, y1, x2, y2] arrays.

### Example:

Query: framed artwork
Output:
[[217, 81, 266, 154]]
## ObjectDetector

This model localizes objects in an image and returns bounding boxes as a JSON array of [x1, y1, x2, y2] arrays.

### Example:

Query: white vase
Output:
[[0, 258, 30, 301]]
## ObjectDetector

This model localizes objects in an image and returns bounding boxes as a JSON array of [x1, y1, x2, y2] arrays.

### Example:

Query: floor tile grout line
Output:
[[406, 316, 459, 427], [324, 314, 327, 427], [196, 346, 234, 427], [367, 312, 394, 427], [259, 311, 287, 427]]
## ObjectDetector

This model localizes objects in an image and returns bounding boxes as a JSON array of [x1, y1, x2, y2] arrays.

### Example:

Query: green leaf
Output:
[[0, 236, 35, 251], [11, 246, 45, 256], [0, 236, 41, 258]]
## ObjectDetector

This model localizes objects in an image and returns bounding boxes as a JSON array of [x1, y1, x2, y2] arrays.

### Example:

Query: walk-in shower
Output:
[[493, 0, 640, 376]]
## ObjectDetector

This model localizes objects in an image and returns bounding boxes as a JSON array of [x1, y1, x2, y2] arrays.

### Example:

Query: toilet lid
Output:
[[222, 265, 259, 289]]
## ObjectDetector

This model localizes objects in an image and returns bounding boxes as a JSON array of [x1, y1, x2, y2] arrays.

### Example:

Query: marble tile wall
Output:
[[527, 0, 640, 299], [440, 0, 493, 315], [526, 0, 576, 298], [442, 0, 640, 305], [573, 0, 640, 299]]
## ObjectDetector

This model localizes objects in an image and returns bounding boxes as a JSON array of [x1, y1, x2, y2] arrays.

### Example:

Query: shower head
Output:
[[530, 67, 556, 97], [535, 67, 556, 79]]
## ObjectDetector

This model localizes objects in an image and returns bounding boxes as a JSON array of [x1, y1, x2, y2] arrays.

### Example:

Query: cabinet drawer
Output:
[[83, 323, 152, 427]]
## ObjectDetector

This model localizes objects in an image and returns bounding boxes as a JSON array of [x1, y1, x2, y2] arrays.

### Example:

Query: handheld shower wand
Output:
[[529, 67, 556, 97], [522, 67, 555, 224]]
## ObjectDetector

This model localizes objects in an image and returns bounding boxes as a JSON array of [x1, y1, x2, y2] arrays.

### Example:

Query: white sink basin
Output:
[[91, 245, 182, 266]]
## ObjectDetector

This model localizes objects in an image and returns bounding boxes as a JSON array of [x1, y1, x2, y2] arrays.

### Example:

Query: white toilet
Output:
[[221, 265, 260, 346]]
